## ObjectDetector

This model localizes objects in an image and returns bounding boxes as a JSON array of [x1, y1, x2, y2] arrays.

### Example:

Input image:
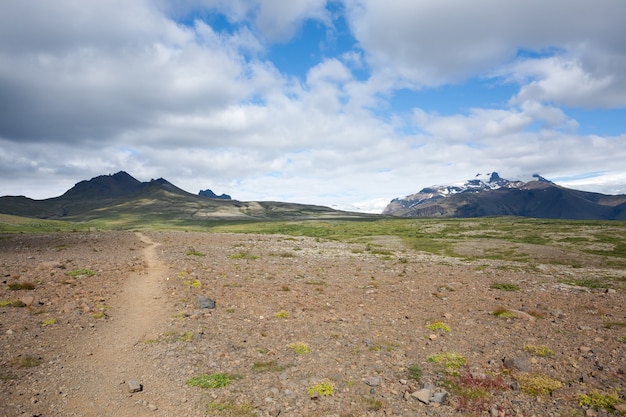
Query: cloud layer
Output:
[[1, 1, 625, 212]]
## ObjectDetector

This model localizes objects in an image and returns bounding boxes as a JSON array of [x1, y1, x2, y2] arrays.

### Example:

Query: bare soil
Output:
[[1, 231, 624, 417]]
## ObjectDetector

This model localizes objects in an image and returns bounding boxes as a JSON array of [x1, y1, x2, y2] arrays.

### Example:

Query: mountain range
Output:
[[0, 171, 368, 223], [383, 172, 626, 220]]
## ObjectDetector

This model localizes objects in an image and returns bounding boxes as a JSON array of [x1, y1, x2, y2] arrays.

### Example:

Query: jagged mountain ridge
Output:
[[0, 171, 368, 222], [383, 172, 626, 220], [198, 189, 231, 200]]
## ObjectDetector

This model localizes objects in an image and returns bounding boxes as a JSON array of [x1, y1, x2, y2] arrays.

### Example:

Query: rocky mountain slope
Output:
[[0, 171, 369, 223], [383, 172, 626, 220]]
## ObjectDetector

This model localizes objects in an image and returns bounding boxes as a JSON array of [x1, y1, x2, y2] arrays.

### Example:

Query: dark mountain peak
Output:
[[532, 173, 552, 183], [199, 189, 232, 200], [61, 171, 142, 199]]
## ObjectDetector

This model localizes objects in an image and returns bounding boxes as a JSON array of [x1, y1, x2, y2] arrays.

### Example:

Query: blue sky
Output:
[[1, 1, 625, 212]]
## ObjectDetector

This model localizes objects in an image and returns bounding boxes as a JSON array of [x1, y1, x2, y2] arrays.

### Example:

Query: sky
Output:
[[1, 1, 625, 213]]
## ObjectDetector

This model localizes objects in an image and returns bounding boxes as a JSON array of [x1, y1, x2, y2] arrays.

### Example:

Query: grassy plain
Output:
[[3, 213, 626, 268]]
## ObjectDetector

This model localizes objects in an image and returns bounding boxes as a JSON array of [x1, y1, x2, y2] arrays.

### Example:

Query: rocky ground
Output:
[[0, 230, 624, 417]]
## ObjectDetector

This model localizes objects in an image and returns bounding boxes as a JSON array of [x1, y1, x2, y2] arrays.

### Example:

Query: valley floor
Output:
[[1, 231, 624, 416]]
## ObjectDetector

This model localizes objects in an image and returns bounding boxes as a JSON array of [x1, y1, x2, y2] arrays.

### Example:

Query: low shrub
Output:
[[427, 321, 451, 332], [489, 282, 520, 291], [515, 373, 561, 396], [307, 381, 334, 397], [287, 342, 310, 354], [186, 373, 234, 389]]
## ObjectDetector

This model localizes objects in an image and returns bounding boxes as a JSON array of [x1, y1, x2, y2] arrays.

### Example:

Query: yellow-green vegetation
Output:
[[363, 396, 383, 411], [427, 321, 451, 332], [41, 318, 57, 326], [428, 352, 467, 373], [287, 342, 311, 354], [11, 355, 42, 368], [514, 373, 562, 396], [560, 278, 608, 289], [186, 373, 234, 389], [228, 252, 259, 260], [578, 390, 623, 412], [274, 310, 289, 319], [524, 344, 555, 357], [206, 401, 255, 416], [184, 279, 202, 288], [92, 304, 109, 319], [620, 335, 626, 343], [489, 282, 520, 291], [307, 380, 334, 397], [178, 331, 194, 342], [252, 360, 284, 372], [604, 321, 626, 329], [144, 331, 196, 343], [0, 213, 91, 233], [1, 299, 24, 308], [8, 282, 36, 290], [185, 247, 206, 256], [65, 268, 96, 277], [492, 307, 516, 318]]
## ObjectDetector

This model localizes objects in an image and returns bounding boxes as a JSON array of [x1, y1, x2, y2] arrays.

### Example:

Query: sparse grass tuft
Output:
[[65, 268, 95, 277], [186, 373, 234, 389], [604, 321, 626, 329], [1, 299, 26, 308], [578, 390, 623, 412], [184, 279, 202, 288], [408, 364, 422, 382], [489, 282, 520, 291], [274, 310, 289, 319], [515, 373, 562, 396], [524, 344, 555, 357], [185, 247, 206, 256], [560, 278, 607, 289], [178, 331, 194, 342], [427, 321, 451, 332], [8, 282, 35, 290], [228, 252, 259, 260], [287, 342, 311, 354], [42, 318, 57, 326], [363, 396, 383, 411], [11, 355, 42, 368], [307, 380, 334, 397], [206, 401, 255, 416], [252, 360, 284, 372], [492, 307, 516, 318], [428, 353, 467, 373]]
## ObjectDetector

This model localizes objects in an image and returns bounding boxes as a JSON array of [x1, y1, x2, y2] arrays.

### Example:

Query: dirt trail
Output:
[[62, 232, 179, 417]]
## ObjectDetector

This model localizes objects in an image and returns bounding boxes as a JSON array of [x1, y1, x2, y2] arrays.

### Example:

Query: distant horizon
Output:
[[1, 2, 625, 213], [3, 169, 624, 215]]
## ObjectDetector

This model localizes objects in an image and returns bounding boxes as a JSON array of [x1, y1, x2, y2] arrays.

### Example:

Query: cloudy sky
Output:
[[1, 1, 625, 212]]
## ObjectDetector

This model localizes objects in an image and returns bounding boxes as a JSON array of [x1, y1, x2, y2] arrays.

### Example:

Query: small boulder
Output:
[[365, 376, 382, 387], [195, 295, 216, 309], [430, 391, 449, 404], [503, 357, 531, 372], [127, 379, 142, 393], [411, 388, 431, 404]]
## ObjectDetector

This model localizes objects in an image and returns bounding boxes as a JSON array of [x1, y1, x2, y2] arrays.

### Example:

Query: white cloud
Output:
[[506, 54, 626, 108], [344, 0, 626, 104], [0, 1, 625, 213]]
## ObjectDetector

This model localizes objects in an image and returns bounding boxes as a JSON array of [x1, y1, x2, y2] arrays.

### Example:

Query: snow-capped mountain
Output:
[[383, 172, 626, 220]]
